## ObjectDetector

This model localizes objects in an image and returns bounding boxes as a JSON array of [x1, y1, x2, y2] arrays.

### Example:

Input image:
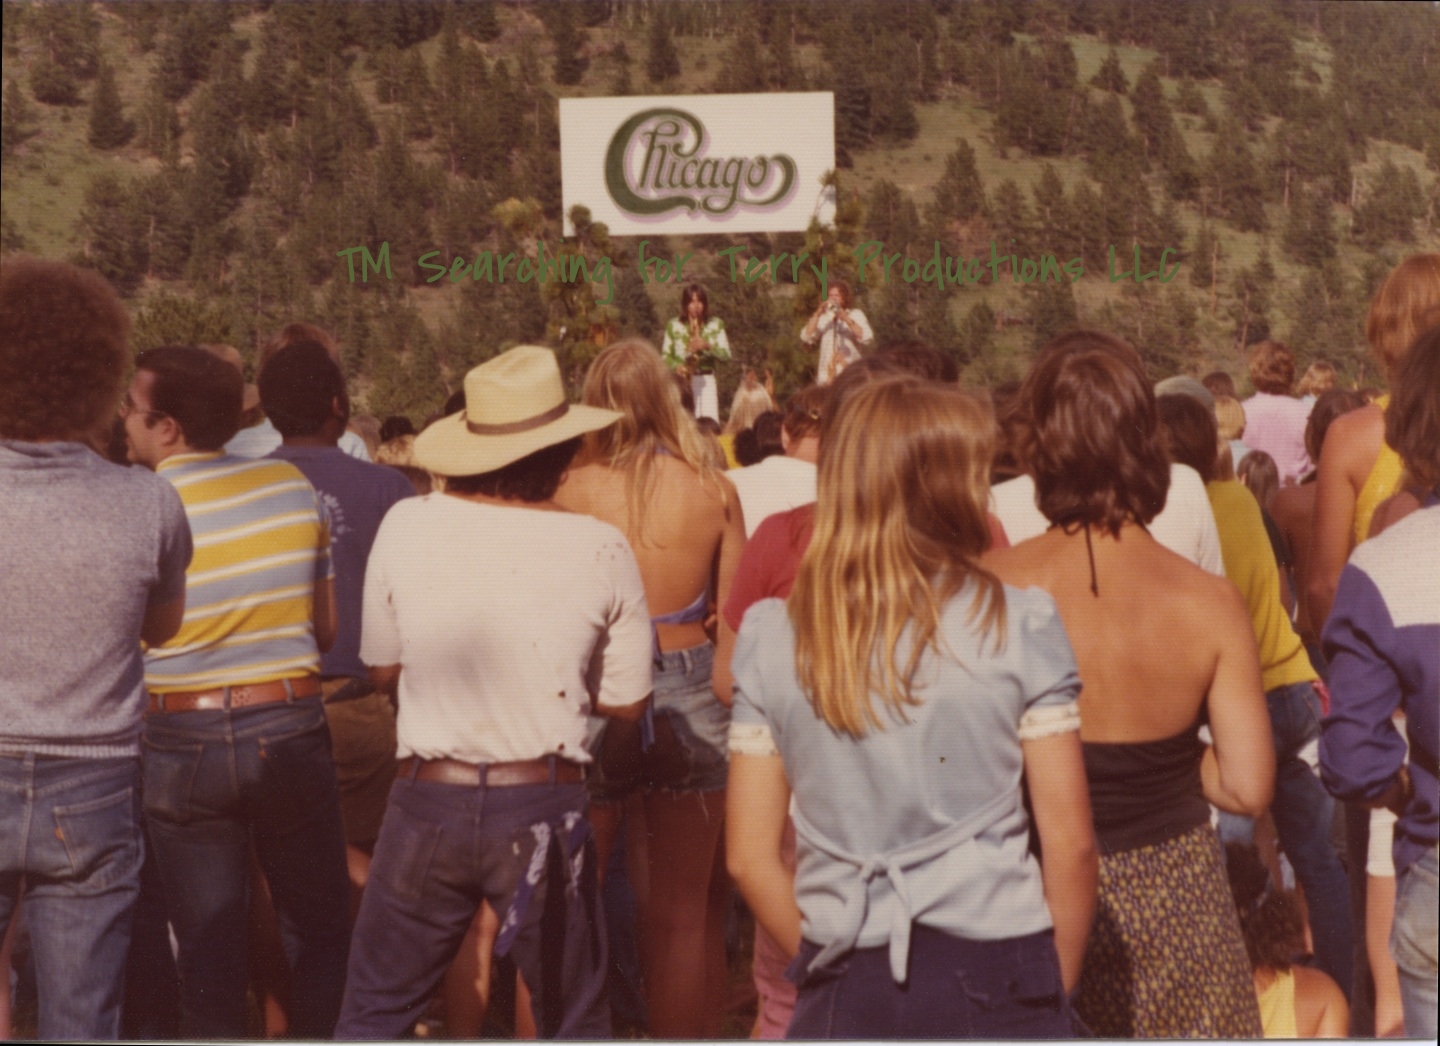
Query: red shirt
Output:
[[723, 504, 1009, 632]]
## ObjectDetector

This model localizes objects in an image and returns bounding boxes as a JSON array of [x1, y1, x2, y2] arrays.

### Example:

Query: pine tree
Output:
[[960, 301, 996, 361], [646, 11, 680, 84], [30, 57, 80, 106], [1283, 186, 1337, 266], [79, 173, 148, 295], [1175, 78, 1209, 116], [930, 140, 988, 222], [1, 78, 36, 157], [1029, 279, 1078, 349], [1355, 160, 1425, 247], [549, 4, 587, 87], [87, 61, 134, 149], [1189, 223, 1219, 294], [990, 178, 1033, 255], [1090, 49, 1128, 94], [1031, 164, 1068, 251], [136, 77, 181, 162]]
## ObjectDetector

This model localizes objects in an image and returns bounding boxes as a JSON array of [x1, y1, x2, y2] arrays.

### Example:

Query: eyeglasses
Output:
[[119, 392, 166, 422]]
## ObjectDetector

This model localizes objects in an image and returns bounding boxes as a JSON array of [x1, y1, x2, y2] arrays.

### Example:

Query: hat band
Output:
[[465, 400, 569, 436]]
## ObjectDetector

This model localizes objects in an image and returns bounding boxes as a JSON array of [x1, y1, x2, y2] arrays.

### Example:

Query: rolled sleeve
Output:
[[591, 538, 653, 712]]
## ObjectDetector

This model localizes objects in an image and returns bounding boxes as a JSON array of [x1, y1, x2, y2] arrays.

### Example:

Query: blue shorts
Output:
[[589, 642, 729, 801]]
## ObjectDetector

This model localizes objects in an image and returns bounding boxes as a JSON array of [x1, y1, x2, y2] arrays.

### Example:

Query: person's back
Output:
[[985, 330, 1271, 1039], [986, 526, 1245, 744], [0, 257, 194, 1041], [553, 339, 745, 1040], [560, 452, 735, 648]]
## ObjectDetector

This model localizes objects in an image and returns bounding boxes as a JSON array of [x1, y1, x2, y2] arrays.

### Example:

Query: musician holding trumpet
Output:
[[661, 282, 731, 422]]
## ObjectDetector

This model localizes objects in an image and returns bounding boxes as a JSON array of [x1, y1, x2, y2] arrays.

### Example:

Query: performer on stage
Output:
[[661, 283, 731, 422], [801, 280, 873, 385]]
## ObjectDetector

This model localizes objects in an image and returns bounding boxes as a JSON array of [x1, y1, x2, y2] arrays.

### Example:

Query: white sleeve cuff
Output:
[[728, 721, 780, 757], [1018, 700, 1081, 741]]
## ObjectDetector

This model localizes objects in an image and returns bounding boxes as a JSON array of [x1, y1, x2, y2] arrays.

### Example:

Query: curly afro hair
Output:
[[1, 255, 131, 441]]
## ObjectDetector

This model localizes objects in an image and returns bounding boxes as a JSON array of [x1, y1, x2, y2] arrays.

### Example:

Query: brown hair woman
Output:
[[985, 330, 1274, 1037]]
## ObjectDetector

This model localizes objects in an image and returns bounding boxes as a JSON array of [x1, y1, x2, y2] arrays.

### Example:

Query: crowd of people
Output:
[[1, 248, 1436, 1041]]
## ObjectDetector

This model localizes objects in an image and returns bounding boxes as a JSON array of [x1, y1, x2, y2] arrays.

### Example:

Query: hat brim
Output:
[[414, 402, 621, 477]]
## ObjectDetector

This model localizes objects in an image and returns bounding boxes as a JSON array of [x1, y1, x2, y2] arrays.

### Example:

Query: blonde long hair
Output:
[[577, 339, 724, 544], [789, 378, 1006, 737]]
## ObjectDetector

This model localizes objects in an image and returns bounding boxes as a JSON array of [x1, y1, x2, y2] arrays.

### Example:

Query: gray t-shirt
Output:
[[1, 441, 193, 756], [731, 583, 1081, 972]]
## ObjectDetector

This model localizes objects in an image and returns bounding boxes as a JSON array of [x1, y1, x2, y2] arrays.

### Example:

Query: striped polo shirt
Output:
[[145, 452, 333, 694]]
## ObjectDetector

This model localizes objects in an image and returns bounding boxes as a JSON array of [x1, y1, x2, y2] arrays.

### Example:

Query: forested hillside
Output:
[[3, 0, 1437, 414]]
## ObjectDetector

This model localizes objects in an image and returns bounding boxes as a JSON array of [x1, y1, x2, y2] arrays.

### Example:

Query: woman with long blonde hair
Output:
[[726, 377, 1097, 1037], [556, 338, 746, 1039]]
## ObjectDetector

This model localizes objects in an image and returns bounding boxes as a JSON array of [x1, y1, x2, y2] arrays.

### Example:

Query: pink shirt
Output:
[[1241, 392, 1312, 485]]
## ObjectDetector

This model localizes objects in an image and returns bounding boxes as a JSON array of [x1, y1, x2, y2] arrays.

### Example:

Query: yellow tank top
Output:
[[1257, 966, 1298, 1039], [1354, 395, 1405, 544]]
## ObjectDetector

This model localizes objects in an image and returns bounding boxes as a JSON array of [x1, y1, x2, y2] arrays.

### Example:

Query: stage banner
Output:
[[559, 92, 835, 237]]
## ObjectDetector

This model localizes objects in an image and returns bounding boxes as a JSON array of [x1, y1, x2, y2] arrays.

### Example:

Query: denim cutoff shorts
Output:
[[589, 641, 729, 801]]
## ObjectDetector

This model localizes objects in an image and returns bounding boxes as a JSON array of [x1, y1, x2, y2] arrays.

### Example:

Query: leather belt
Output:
[[398, 755, 585, 787], [148, 675, 321, 714]]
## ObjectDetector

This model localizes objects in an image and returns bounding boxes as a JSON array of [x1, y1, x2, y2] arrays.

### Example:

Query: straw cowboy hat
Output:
[[415, 345, 620, 476]]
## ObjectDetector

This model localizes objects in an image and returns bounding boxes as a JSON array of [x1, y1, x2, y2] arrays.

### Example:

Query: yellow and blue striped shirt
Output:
[[145, 452, 333, 694]]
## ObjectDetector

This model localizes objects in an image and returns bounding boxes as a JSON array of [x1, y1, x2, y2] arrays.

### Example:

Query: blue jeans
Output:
[[1392, 844, 1438, 1038], [337, 772, 610, 1039], [142, 697, 350, 1038], [787, 925, 1073, 1038], [1219, 681, 1355, 994], [0, 753, 142, 1040]]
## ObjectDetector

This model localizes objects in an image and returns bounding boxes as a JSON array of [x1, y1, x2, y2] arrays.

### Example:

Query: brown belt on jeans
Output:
[[397, 755, 585, 787], [148, 675, 321, 714]]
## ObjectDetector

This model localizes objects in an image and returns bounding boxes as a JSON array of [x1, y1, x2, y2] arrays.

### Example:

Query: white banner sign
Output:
[[559, 92, 835, 237]]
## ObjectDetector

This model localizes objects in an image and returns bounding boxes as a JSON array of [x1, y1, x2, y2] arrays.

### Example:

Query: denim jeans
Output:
[[1392, 844, 1438, 1038], [0, 753, 142, 1040], [786, 925, 1073, 1038], [142, 696, 350, 1038], [1219, 680, 1355, 994], [337, 773, 610, 1039]]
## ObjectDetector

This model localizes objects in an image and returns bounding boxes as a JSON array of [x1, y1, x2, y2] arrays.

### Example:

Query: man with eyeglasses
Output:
[[121, 345, 351, 1038], [1, 257, 193, 1040]]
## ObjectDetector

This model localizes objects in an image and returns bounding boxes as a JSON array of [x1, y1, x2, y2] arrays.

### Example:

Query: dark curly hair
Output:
[[1021, 330, 1171, 534], [1226, 842, 1306, 971], [1, 255, 131, 441], [258, 340, 348, 439], [444, 437, 581, 503]]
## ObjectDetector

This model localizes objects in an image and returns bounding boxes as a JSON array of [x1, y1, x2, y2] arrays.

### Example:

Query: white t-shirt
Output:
[[729, 455, 818, 538], [226, 417, 371, 462], [990, 463, 1225, 576], [360, 495, 652, 763]]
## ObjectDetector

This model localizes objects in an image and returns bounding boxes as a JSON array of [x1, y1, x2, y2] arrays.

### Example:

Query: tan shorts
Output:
[[321, 682, 398, 848]]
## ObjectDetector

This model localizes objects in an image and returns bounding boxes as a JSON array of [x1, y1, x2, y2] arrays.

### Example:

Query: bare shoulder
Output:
[[982, 537, 1050, 586], [1324, 404, 1384, 475], [1291, 964, 1348, 1038]]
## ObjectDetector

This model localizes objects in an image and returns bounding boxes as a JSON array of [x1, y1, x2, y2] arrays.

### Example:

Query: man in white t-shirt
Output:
[[991, 462, 1225, 575], [729, 385, 824, 538], [337, 346, 652, 1039]]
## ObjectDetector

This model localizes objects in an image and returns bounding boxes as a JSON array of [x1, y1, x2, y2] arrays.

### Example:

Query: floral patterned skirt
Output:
[[1075, 823, 1262, 1038]]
